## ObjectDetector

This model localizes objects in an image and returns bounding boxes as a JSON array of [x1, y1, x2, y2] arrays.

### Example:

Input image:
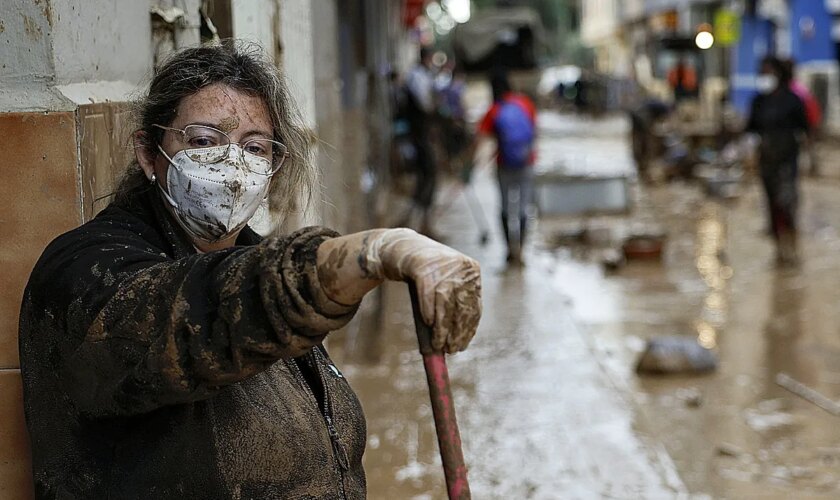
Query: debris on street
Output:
[[776, 373, 840, 417], [622, 233, 666, 261], [635, 335, 719, 375]]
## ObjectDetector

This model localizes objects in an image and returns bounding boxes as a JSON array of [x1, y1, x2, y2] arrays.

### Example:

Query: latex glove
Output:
[[363, 229, 481, 353]]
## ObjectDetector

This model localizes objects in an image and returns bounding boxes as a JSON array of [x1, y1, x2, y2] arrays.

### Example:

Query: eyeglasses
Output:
[[153, 124, 290, 175]]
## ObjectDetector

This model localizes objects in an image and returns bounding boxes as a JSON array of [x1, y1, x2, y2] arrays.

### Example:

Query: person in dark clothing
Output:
[[746, 55, 810, 265], [667, 58, 699, 102], [437, 64, 470, 173], [629, 98, 671, 182], [403, 46, 440, 238], [18, 40, 482, 500]]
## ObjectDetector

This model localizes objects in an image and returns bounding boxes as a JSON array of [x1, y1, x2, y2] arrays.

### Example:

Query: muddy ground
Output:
[[327, 113, 840, 499]]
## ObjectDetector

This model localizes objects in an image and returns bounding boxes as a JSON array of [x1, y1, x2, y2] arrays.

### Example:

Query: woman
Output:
[[747, 56, 809, 265], [18, 41, 481, 499]]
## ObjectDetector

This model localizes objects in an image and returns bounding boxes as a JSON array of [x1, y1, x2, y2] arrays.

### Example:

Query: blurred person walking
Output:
[[629, 98, 671, 182], [403, 46, 441, 238], [388, 69, 416, 181], [471, 71, 537, 266], [436, 64, 470, 174], [747, 56, 809, 265], [667, 58, 698, 102]]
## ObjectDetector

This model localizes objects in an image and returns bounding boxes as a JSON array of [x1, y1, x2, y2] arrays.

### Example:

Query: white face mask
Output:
[[756, 74, 778, 94], [157, 144, 272, 242]]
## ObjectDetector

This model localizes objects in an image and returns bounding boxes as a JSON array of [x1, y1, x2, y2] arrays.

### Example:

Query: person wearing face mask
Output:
[[746, 55, 810, 265], [18, 41, 481, 500]]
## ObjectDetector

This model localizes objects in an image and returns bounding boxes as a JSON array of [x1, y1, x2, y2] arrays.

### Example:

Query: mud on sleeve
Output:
[[62, 226, 359, 417]]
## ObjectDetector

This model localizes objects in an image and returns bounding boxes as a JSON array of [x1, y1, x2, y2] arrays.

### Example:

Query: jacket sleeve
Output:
[[745, 97, 759, 133], [30, 222, 359, 417]]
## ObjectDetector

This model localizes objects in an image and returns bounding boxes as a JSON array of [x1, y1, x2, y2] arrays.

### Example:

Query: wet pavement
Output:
[[328, 112, 840, 499], [531, 114, 840, 499]]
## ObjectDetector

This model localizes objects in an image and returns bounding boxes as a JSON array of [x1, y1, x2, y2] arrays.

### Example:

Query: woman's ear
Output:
[[133, 130, 157, 180]]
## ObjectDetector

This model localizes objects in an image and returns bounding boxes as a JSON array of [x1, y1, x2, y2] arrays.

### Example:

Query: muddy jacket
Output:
[[18, 184, 366, 499]]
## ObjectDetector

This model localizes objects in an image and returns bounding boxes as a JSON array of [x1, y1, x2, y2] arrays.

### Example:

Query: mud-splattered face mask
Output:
[[157, 144, 272, 242]]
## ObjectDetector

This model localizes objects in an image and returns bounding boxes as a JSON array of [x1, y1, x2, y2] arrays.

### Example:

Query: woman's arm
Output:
[[315, 230, 387, 306], [26, 224, 357, 417]]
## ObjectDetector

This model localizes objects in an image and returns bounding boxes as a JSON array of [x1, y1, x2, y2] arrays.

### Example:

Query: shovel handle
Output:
[[408, 283, 471, 500]]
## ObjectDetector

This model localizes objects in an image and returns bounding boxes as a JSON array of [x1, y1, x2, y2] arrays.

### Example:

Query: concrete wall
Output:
[[0, 1, 66, 112], [230, 0, 318, 130], [580, 0, 619, 45], [231, 0, 275, 51], [0, 2, 154, 497], [311, 0, 350, 232], [276, 0, 317, 130], [231, 0, 330, 233], [50, 2, 152, 85], [0, 0, 54, 85], [0, 1, 152, 111], [580, 0, 633, 77], [622, 0, 646, 22]]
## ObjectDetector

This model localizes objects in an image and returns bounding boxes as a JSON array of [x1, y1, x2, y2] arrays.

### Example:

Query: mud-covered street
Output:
[[328, 112, 840, 499]]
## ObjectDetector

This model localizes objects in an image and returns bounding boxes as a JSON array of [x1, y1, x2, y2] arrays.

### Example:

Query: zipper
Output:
[[286, 350, 349, 500], [312, 347, 350, 500], [325, 413, 350, 471]]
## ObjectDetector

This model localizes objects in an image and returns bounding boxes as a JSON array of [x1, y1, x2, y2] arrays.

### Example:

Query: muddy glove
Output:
[[363, 229, 481, 353]]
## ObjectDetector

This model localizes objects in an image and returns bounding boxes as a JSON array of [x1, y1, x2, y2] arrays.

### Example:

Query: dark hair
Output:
[[120, 39, 316, 220], [779, 58, 795, 84], [490, 71, 511, 102]]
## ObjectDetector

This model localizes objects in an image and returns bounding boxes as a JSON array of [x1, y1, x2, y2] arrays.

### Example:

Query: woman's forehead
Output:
[[173, 83, 272, 134]]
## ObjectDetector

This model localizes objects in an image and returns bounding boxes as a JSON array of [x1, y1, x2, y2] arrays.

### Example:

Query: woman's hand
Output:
[[362, 229, 481, 353], [317, 229, 481, 353]]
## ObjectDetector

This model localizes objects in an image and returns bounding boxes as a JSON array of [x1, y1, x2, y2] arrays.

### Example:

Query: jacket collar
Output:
[[116, 184, 263, 260]]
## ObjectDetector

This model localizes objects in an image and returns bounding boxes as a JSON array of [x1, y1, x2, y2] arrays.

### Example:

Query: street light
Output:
[[695, 24, 714, 50]]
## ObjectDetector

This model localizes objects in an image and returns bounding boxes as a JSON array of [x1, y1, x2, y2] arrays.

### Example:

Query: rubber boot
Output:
[[515, 216, 528, 266], [501, 213, 515, 263]]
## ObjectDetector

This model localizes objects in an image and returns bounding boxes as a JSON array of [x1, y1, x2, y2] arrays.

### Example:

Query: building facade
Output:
[[580, 0, 840, 129], [580, 0, 629, 76]]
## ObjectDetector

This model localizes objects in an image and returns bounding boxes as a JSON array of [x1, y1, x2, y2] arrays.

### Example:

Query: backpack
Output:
[[494, 98, 534, 168]]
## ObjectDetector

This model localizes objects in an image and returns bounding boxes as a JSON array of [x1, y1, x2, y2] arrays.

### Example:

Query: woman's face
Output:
[[140, 83, 274, 190], [135, 83, 274, 250]]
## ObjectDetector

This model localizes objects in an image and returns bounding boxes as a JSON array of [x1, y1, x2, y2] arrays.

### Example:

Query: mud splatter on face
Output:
[[217, 116, 240, 133]]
